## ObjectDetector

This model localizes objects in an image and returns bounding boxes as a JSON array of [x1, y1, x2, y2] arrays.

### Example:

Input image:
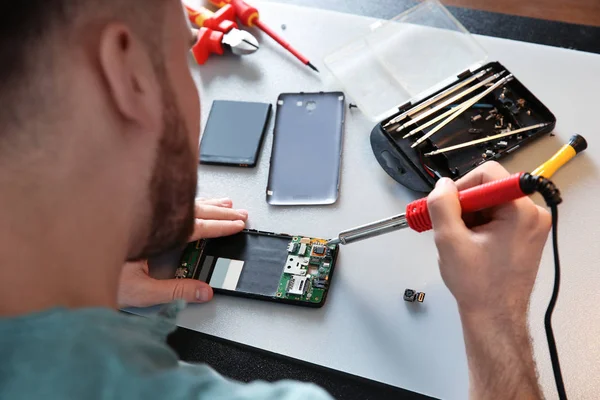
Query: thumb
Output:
[[143, 278, 214, 305], [427, 178, 468, 239]]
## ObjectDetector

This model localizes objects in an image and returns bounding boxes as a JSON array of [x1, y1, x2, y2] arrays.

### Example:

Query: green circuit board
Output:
[[175, 240, 204, 279], [175, 233, 338, 305], [275, 236, 337, 304]]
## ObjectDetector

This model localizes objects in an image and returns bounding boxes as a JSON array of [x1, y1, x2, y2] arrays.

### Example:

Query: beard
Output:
[[127, 77, 197, 261]]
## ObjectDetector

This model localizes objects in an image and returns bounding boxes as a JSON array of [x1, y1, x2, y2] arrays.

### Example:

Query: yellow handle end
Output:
[[532, 144, 576, 178]]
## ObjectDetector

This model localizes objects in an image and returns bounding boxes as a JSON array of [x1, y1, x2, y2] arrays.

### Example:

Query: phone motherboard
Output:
[[276, 236, 337, 304]]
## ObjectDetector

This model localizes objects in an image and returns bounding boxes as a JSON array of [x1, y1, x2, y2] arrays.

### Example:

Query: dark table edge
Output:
[[168, 326, 438, 399]]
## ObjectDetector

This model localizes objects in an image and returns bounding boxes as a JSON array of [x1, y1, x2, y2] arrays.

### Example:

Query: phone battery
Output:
[[200, 100, 271, 167]]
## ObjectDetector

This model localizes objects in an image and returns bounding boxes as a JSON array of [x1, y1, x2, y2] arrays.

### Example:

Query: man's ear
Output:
[[97, 24, 162, 134]]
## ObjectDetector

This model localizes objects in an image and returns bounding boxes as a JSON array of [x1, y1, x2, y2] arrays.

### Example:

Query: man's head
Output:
[[0, 1, 200, 261]]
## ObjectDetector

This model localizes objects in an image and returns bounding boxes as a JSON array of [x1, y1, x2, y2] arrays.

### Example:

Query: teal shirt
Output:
[[0, 301, 331, 400]]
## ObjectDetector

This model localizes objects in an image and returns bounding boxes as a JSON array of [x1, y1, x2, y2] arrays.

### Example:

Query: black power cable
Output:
[[545, 205, 567, 399], [520, 174, 566, 399]]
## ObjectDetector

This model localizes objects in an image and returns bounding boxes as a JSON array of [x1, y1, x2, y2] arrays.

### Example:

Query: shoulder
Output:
[[125, 362, 334, 400]]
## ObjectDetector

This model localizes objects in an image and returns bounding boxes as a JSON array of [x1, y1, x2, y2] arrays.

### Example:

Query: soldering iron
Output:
[[327, 134, 586, 246]]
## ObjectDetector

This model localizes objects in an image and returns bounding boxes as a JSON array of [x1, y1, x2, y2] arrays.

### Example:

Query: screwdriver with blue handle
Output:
[[327, 134, 587, 245]]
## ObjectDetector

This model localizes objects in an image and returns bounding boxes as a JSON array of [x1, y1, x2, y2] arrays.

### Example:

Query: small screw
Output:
[[349, 103, 358, 109]]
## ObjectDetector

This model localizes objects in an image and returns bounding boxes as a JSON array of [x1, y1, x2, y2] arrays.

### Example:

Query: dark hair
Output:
[[0, 1, 164, 131], [0, 2, 70, 87]]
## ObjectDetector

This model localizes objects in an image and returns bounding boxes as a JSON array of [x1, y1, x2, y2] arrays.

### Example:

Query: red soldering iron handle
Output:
[[406, 172, 526, 232]]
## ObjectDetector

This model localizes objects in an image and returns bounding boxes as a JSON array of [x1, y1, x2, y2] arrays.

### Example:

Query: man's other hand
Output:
[[118, 198, 247, 308], [428, 162, 549, 398]]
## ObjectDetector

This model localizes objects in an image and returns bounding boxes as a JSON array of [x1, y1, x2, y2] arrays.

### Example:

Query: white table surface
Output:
[[129, 2, 600, 399]]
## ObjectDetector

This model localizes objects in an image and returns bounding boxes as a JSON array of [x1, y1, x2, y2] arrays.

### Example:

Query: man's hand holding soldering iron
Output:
[[429, 162, 550, 399]]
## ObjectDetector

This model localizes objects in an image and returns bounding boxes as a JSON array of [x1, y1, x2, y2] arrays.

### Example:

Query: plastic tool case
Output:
[[324, 0, 555, 192]]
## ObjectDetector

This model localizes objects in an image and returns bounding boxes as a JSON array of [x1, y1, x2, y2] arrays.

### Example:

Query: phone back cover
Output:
[[267, 92, 345, 205]]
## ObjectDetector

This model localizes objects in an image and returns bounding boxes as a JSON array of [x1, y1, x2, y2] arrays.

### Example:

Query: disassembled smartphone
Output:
[[175, 229, 339, 307]]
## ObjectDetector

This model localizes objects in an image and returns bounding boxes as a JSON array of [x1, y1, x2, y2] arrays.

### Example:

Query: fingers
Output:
[[196, 198, 233, 208], [455, 161, 510, 190], [195, 203, 248, 222], [141, 278, 214, 306], [118, 261, 214, 308], [428, 178, 469, 243], [192, 219, 245, 240], [189, 199, 248, 242], [455, 162, 522, 225]]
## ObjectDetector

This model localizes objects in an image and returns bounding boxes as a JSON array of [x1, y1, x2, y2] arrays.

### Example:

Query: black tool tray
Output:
[[324, 0, 556, 193], [371, 62, 556, 192]]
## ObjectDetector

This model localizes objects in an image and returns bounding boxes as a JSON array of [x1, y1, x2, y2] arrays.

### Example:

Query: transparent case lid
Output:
[[324, 0, 488, 121]]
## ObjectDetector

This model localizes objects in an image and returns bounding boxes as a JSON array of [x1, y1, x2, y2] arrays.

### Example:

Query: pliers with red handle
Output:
[[185, 4, 259, 65]]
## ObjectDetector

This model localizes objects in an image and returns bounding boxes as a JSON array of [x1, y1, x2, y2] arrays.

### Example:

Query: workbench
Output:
[[128, 2, 600, 398]]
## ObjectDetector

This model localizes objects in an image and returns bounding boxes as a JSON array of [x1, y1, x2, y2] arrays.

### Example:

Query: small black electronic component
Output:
[[311, 245, 326, 257], [287, 242, 299, 253], [313, 278, 328, 289], [403, 289, 426, 303]]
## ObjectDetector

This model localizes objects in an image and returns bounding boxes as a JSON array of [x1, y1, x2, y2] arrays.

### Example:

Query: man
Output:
[[0, 1, 551, 399]]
